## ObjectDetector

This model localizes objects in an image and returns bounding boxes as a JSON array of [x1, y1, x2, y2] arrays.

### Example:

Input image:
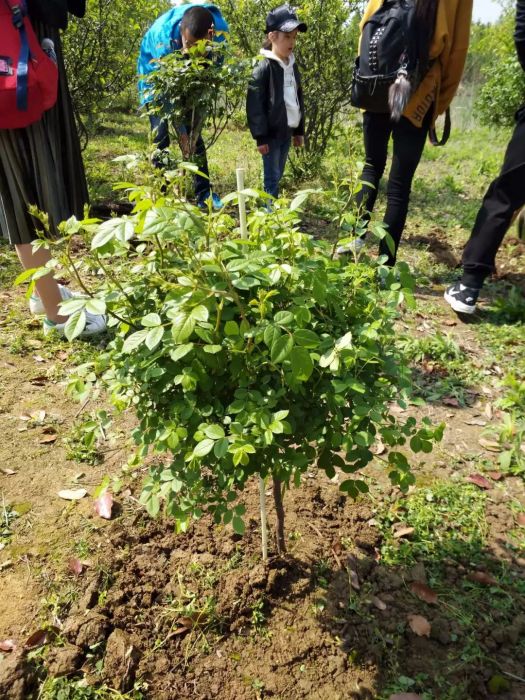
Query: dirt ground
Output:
[[1, 226, 524, 700]]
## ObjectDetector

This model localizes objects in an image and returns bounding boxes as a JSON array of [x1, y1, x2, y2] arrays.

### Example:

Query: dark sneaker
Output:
[[444, 282, 479, 314]]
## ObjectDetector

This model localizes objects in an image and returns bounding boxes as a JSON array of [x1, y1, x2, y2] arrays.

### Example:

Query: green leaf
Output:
[[14, 267, 38, 286], [85, 298, 106, 316], [264, 324, 281, 348], [224, 320, 239, 336], [290, 347, 314, 382], [203, 344, 222, 354], [91, 218, 134, 248], [142, 313, 162, 327], [232, 515, 245, 535], [146, 494, 160, 518], [172, 312, 196, 343], [194, 438, 215, 457], [294, 329, 320, 348], [122, 329, 149, 353], [170, 343, 193, 361], [271, 334, 293, 364], [274, 310, 294, 327], [214, 438, 229, 458], [64, 311, 87, 341], [205, 424, 225, 440], [191, 305, 209, 322], [146, 326, 164, 351]]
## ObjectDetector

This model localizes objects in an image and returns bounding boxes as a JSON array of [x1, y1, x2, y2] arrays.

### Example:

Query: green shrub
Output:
[[58, 181, 443, 549]]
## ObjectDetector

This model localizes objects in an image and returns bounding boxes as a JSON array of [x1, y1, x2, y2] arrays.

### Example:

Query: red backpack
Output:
[[0, 0, 58, 129]]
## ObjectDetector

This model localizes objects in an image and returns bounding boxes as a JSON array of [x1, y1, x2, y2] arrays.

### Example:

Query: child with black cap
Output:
[[246, 4, 307, 199]]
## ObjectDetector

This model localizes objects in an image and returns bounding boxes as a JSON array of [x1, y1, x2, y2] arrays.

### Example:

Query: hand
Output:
[[293, 135, 304, 148], [179, 133, 191, 159], [258, 144, 270, 155]]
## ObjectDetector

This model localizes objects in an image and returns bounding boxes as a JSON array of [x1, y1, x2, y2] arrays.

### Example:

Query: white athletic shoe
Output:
[[336, 237, 367, 256], [29, 285, 76, 315], [43, 312, 107, 338], [444, 282, 479, 314]]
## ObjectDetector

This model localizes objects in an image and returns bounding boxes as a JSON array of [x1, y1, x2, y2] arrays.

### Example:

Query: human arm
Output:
[[516, 0, 525, 72], [246, 60, 271, 147]]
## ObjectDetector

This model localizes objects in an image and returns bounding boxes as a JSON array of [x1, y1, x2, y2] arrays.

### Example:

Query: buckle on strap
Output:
[[6, 1, 25, 29], [11, 5, 24, 29]]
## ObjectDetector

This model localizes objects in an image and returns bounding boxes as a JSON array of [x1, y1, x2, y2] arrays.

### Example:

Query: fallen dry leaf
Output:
[[484, 403, 493, 419], [68, 558, 83, 576], [467, 571, 498, 586], [0, 639, 16, 652], [24, 629, 48, 649], [410, 581, 438, 605], [478, 437, 502, 453], [39, 434, 57, 445], [346, 555, 360, 591], [371, 440, 386, 455], [94, 491, 113, 520], [19, 414, 31, 422], [30, 410, 46, 422], [58, 489, 87, 501], [33, 355, 45, 363], [488, 471, 504, 481], [408, 613, 431, 637], [0, 560, 13, 571], [464, 418, 487, 427], [372, 596, 387, 611], [466, 474, 492, 490], [517, 513, 525, 527], [0, 468, 17, 476], [442, 397, 460, 407], [393, 524, 415, 539], [29, 375, 48, 386]]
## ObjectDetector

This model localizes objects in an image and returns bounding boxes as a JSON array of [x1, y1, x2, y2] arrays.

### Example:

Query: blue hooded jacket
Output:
[[137, 3, 229, 106]]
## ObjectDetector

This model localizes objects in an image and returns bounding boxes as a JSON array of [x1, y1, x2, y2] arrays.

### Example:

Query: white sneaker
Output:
[[43, 312, 107, 338], [336, 237, 366, 256], [29, 285, 76, 315]]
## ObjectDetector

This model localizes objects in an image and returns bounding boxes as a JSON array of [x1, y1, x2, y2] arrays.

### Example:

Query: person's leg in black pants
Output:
[[149, 116, 170, 168], [192, 132, 212, 204], [461, 107, 525, 288], [380, 113, 430, 264], [357, 112, 392, 221]]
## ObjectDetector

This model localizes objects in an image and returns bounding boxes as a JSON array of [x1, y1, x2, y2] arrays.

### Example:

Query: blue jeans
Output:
[[262, 138, 291, 198], [149, 116, 211, 203]]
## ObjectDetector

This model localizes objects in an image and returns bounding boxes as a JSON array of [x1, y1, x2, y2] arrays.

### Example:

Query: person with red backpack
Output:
[[345, 0, 473, 265], [0, 0, 106, 337], [445, 0, 525, 315]]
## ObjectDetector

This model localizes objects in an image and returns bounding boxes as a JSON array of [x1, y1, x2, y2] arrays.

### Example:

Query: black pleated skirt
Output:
[[0, 21, 88, 245]]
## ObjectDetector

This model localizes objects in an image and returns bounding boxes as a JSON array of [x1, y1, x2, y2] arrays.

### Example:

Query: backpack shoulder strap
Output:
[[429, 108, 451, 147], [4, 0, 31, 111]]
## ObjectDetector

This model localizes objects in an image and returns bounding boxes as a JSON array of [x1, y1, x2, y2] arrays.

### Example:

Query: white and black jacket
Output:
[[246, 51, 305, 146]]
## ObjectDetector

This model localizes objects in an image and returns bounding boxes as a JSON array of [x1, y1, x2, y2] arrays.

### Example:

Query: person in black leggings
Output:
[[356, 109, 432, 265], [445, 0, 525, 315], [344, 0, 473, 265]]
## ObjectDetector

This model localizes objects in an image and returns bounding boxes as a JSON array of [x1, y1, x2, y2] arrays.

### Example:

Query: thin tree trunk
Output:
[[272, 476, 286, 554]]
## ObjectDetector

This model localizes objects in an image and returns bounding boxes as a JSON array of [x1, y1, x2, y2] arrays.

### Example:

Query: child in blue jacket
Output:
[[138, 3, 229, 209]]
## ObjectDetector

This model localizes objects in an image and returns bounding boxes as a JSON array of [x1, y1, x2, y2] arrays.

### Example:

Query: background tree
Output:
[[470, 1, 525, 127], [63, 0, 169, 135]]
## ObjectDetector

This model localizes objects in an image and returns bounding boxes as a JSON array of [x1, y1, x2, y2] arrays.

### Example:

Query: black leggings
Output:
[[461, 106, 525, 288], [357, 110, 431, 265]]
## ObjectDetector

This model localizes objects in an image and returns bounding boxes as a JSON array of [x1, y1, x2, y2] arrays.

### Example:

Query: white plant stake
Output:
[[236, 167, 268, 563]]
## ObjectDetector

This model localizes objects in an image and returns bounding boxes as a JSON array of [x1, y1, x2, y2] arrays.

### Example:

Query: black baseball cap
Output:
[[265, 4, 307, 33]]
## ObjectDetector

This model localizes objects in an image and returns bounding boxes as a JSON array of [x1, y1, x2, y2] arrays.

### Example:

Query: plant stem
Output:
[[259, 476, 268, 563], [272, 475, 286, 554]]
